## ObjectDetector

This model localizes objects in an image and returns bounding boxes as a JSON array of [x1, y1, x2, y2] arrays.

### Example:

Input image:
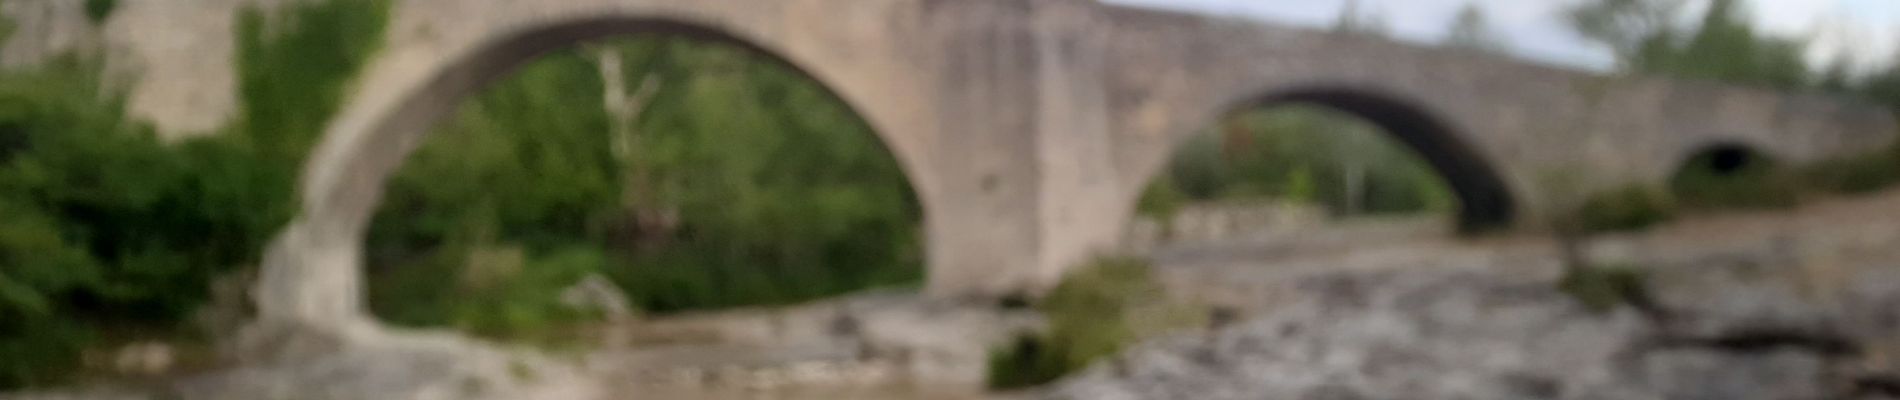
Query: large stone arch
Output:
[[252, 5, 939, 332], [1135, 85, 1517, 234]]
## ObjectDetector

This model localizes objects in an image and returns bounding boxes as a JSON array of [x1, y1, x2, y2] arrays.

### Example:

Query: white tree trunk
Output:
[[591, 46, 672, 241]]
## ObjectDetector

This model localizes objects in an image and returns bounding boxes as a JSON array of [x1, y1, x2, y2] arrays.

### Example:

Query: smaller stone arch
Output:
[[1677, 142, 1777, 178], [1667, 141, 1794, 208], [1143, 85, 1517, 234]]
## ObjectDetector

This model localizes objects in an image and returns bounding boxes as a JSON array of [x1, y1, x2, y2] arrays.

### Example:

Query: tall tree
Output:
[[1570, 0, 1813, 90], [1862, 52, 1900, 106], [1653, 0, 1810, 88], [1816, 52, 1856, 93], [1443, 3, 1508, 54]]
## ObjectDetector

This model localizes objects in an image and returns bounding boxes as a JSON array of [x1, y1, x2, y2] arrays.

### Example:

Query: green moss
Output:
[[1577, 185, 1675, 233], [1135, 177, 1185, 220], [0, 3, 15, 53], [235, 0, 390, 163]]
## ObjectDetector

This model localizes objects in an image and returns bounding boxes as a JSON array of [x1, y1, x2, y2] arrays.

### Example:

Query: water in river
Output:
[[613, 382, 987, 400]]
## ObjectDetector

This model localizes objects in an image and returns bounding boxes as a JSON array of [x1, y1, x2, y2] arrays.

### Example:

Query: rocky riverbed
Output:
[[13, 190, 1900, 400], [1045, 191, 1900, 400]]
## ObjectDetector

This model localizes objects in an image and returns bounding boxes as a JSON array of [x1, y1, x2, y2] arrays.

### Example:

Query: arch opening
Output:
[[1668, 143, 1795, 209], [1136, 87, 1516, 248], [331, 21, 925, 335]]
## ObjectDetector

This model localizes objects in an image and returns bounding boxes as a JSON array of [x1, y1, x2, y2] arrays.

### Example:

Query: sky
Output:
[[1102, 0, 1900, 74]]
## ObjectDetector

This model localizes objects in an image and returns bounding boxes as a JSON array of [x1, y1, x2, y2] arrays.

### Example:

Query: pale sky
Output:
[[1103, 0, 1900, 74]]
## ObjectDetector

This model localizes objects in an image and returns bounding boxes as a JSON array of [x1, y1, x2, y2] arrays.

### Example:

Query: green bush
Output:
[[986, 332, 1069, 390], [1798, 146, 1900, 195], [0, 315, 89, 388], [1559, 263, 1649, 313], [986, 257, 1200, 390], [1135, 177, 1185, 220], [0, 0, 388, 388], [1577, 185, 1675, 233], [0, 196, 99, 388], [0, 67, 266, 388], [370, 244, 605, 344], [0, 59, 213, 387]]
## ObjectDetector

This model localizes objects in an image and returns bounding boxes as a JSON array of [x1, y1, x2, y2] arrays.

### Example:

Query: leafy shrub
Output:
[[1559, 263, 1649, 313], [0, 0, 388, 388], [0, 64, 276, 388], [1798, 145, 1900, 195], [1135, 177, 1185, 220], [987, 332, 1068, 390], [1577, 184, 1675, 233], [370, 244, 606, 343], [987, 257, 1201, 390], [0, 196, 98, 388], [0, 60, 208, 387], [83, 0, 117, 24]]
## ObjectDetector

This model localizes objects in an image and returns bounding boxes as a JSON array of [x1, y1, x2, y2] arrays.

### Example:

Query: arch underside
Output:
[[301, 13, 934, 231], [1239, 88, 1518, 234], [261, 13, 930, 329]]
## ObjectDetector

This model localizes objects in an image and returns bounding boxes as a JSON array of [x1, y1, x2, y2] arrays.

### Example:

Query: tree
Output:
[[1333, 0, 1390, 37], [1571, 0, 1813, 90], [1864, 54, 1900, 107], [1443, 3, 1508, 54], [1816, 53, 1855, 93], [1565, 0, 1687, 68], [1652, 0, 1810, 89], [590, 44, 675, 250]]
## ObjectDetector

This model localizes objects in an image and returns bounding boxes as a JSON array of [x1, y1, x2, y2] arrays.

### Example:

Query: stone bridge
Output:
[[252, 0, 1896, 330]]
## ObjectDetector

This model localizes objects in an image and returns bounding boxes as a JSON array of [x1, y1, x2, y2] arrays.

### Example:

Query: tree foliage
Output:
[[1332, 0, 1391, 37], [1565, 0, 1900, 206], [1568, 0, 1810, 90], [1444, 3, 1508, 54], [0, 0, 388, 388], [367, 37, 923, 325], [1566, 0, 1688, 68], [1144, 106, 1454, 220]]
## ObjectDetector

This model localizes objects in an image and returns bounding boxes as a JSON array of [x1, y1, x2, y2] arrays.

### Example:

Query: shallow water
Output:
[[616, 382, 987, 400]]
